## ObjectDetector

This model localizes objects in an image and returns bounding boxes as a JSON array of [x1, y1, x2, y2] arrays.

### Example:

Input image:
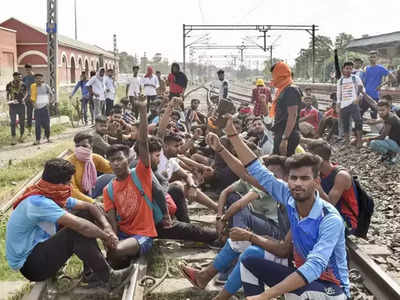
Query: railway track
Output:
[[2, 84, 400, 299]]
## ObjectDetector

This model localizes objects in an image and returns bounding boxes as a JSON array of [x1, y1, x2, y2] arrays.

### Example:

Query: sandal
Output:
[[178, 263, 204, 289]]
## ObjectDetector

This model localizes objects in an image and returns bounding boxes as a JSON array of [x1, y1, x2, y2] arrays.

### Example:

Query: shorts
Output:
[[118, 232, 153, 256]]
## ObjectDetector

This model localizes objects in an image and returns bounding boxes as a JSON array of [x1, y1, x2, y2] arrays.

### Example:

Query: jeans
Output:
[[157, 221, 217, 243], [360, 95, 378, 119], [105, 98, 114, 116], [273, 130, 300, 157], [81, 97, 94, 123], [340, 103, 362, 134], [34, 106, 50, 141], [226, 192, 283, 240], [9, 104, 25, 137], [20, 211, 109, 282], [26, 99, 34, 129], [93, 98, 105, 118], [91, 174, 115, 198], [241, 253, 347, 299], [370, 138, 400, 154]]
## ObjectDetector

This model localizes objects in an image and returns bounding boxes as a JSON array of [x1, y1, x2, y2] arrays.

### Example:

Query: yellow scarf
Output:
[[30, 83, 37, 102]]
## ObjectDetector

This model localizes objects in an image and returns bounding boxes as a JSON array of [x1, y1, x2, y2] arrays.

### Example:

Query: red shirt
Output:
[[324, 108, 338, 119], [168, 73, 184, 95], [300, 106, 319, 130], [251, 86, 271, 116], [103, 159, 157, 237]]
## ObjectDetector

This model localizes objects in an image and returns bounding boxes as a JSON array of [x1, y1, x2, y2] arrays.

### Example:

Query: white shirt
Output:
[[337, 75, 363, 109], [141, 76, 159, 96], [157, 150, 180, 180], [127, 76, 141, 97], [86, 76, 105, 101], [104, 76, 116, 100]]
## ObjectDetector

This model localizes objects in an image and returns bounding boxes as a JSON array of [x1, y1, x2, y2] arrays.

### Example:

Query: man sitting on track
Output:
[[6, 158, 134, 291], [67, 132, 115, 203], [222, 115, 349, 300], [103, 98, 157, 268]]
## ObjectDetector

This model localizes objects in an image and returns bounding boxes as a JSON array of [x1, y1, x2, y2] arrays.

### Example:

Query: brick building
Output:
[[0, 26, 17, 90], [0, 18, 118, 86]]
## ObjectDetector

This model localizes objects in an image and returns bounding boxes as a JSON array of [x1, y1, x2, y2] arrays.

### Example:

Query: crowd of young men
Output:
[[4, 55, 399, 299]]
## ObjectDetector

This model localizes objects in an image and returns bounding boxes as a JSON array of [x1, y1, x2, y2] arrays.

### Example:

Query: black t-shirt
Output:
[[271, 85, 301, 135], [385, 113, 400, 144]]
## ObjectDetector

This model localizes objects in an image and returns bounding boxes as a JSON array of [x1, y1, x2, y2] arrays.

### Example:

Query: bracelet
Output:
[[227, 132, 239, 138]]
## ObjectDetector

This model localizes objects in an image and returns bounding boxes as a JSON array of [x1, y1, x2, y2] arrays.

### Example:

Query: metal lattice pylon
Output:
[[47, 0, 58, 103]]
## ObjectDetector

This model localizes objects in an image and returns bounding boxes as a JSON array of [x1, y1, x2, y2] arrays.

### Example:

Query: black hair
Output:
[[111, 104, 123, 115], [90, 71, 96, 77], [34, 73, 43, 78], [270, 63, 277, 73], [304, 87, 312, 91], [25, 64, 32, 69], [148, 135, 163, 153], [132, 66, 139, 70], [191, 98, 200, 104], [73, 132, 93, 145], [171, 110, 181, 119], [217, 69, 224, 74], [107, 69, 113, 72], [378, 100, 391, 108], [382, 94, 393, 102], [42, 158, 75, 184], [285, 153, 322, 178], [156, 70, 161, 74], [330, 92, 337, 101], [251, 117, 264, 124], [353, 58, 363, 63], [342, 61, 353, 68], [171, 62, 180, 73], [164, 133, 182, 144], [308, 140, 332, 161], [13, 72, 20, 77], [95, 115, 108, 124], [261, 155, 287, 173], [106, 144, 130, 159]]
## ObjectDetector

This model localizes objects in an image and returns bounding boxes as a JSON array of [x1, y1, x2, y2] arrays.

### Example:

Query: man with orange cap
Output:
[[269, 62, 302, 156], [252, 79, 271, 117]]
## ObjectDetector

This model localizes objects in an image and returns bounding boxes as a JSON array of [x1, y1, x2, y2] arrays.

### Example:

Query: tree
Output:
[[118, 51, 135, 73], [335, 33, 354, 52]]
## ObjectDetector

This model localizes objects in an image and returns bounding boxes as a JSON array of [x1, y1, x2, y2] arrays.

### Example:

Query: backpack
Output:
[[106, 168, 163, 224], [333, 167, 374, 238]]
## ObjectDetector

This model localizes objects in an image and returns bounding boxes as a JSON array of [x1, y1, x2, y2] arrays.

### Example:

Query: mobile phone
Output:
[[215, 99, 235, 128]]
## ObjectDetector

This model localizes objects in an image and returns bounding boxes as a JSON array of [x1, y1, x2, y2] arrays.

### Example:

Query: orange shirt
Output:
[[103, 159, 157, 237]]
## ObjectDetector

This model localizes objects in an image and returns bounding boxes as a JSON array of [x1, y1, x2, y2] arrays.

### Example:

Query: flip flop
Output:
[[178, 263, 204, 289]]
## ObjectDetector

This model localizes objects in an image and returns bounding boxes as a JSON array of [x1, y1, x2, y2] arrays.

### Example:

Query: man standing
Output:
[[217, 69, 228, 101], [251, 79, 271, 117], [269, 62, 301, 156], [31, 74, 53, 145], [70, 72, 93, 125], [126, 66, 141, 118], [156, 71, 166, 96], [167, 63, 188, 100], [141, 66, 159, 112], [104, 69, 116, 116], [6, 72, 27, 145], [361, 51, 396, 119], [22, 64, 35, 136], [336, 62, 363, 147], [87, 67, 105, 118]]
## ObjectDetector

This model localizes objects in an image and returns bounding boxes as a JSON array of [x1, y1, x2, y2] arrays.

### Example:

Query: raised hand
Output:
[[223, 113, 236, 136], [206, 132, 223, 152], [136, 94, 147, 110]]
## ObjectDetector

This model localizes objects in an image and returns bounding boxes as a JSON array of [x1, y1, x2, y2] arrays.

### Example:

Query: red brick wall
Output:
[[0, 27, 17, 89]]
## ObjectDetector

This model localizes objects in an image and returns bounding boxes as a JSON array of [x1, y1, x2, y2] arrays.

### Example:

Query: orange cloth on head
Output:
[[13, 179, 71, 209], [103, 159, 157, 237], [269, 62, 293, 118]]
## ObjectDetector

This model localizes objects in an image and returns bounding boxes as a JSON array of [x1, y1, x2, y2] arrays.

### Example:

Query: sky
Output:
[[1, 0, 400, 68]]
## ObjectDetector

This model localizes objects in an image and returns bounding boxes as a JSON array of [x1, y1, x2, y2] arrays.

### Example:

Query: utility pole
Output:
[[113, 34, 118, 76], [47, 0, 58, 105], [74, 0, 77, 40], [312, 24, 316, 83], [183, 24, 186, 72], [270, 45, 273, 68]]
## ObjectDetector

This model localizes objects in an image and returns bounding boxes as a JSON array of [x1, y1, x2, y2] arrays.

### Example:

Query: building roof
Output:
[[4, 18, 117, 60], [346, 31, 400, 53]]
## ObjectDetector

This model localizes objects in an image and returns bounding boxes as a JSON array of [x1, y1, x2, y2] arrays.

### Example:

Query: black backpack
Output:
[[333, 168, 374, 239]]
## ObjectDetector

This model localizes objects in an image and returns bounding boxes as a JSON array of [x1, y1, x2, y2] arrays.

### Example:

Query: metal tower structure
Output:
[[183, 24, 318, 82], [47, 0, 58, 103]]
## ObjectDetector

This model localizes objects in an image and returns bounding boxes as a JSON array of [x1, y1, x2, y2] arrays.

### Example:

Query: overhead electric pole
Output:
[[47, 0, 58, 105]]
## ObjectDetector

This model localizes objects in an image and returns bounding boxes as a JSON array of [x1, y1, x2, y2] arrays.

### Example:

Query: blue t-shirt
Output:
[[364, 65, 389, 100], [22, 75, 35, 96], [6, 195, 77, 270]]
